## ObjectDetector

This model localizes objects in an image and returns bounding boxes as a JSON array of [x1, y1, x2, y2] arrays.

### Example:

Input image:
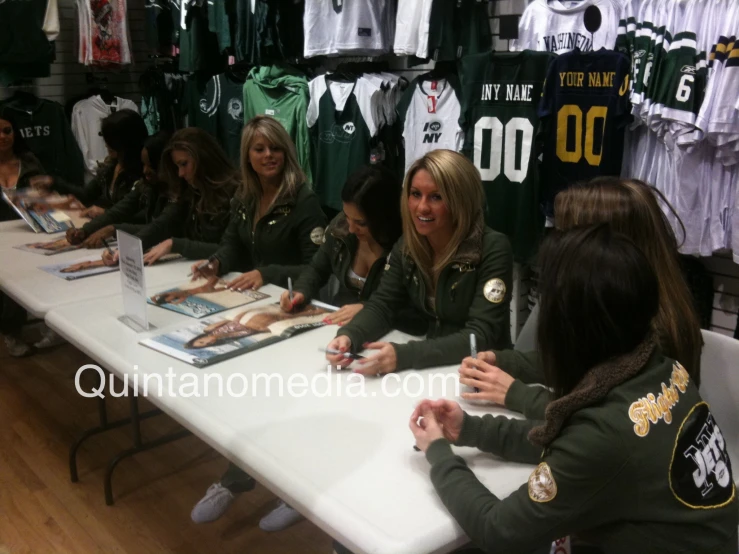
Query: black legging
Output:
[[0, 292, 26, 336]]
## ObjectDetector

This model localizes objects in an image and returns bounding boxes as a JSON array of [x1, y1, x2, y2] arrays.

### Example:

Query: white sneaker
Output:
[[191, 483, 239, 524], [259, 501, 303, 532], [33, 326, 65, 349], [3, 335, 32, 357]]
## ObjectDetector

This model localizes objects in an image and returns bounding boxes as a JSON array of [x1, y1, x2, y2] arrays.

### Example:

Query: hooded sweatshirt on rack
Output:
[[242, 65, 312, 183]]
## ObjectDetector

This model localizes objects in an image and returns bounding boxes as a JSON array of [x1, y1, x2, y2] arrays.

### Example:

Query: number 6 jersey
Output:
[[538, 49, 632, 216], [459, 50, 554, 263]]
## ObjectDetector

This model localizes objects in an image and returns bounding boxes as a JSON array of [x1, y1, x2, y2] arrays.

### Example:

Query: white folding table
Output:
[[45, 285, 534, 554]]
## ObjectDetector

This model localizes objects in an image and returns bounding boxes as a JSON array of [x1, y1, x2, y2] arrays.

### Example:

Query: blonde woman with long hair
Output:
[[326, 149, 514, 375], [190, 116, 326, 531], [459, 176, 704, 418], [190, 115, 326, 290]]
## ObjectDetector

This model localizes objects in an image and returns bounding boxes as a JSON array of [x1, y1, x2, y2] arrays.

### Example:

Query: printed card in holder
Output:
[[117, 230, 152, 332]]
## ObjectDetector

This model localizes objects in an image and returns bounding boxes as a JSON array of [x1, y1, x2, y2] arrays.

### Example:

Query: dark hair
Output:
[[341, 165, 403, 249], [0, 109, 31, 157], [537, 224, 659, 398], [143, 131, 170, 174], [100, 109, 148, 176]]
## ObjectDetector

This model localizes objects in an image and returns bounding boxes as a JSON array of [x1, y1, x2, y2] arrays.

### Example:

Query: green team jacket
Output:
[[133, 194, 231, 260], [293, 213, 427, 336], [338, 224, 513, 370], [213, 183, 327, 287], [426, 347, 738, 554], [81, 180, 169, 237]]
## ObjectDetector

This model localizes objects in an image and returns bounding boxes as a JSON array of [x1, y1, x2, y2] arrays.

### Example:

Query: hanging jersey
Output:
[[396, 75, 463, 173], [307, 75, 382, 210], [303, 0, 392, 58], [458, 50, 554, 263], [511, 0, 621, 55], [393, 0, 434, 58], [538, 49, 632, 216], [214, 74, 245, 164]]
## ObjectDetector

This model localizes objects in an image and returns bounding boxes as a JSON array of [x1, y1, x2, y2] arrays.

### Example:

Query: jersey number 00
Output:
[[474, 116, 534, 183]]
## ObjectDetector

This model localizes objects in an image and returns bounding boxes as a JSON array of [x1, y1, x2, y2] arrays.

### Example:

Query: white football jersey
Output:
[[304, 0, 392, 58], [396, 76, 463, 173], [511, 0, 622, 55], [393, 0, 434, 58]]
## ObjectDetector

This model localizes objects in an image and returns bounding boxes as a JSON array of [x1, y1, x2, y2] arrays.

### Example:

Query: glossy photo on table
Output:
[[140, 302, 334, 367], [39, 255, 119, 280], [2, 189, 89, 233], [14, 236, 84, 256], [147, 276, 270, 318]]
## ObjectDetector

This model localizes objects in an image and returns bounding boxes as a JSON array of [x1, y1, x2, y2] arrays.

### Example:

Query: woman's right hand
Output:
[[190, 258, 220, 281], [280, 290, 305, 312], [410, 399, 464, 443], [66, 227, 86, 245], [325, 335, 353, 368], [102, 249, 119, 266], [29, 175, 54, 191]]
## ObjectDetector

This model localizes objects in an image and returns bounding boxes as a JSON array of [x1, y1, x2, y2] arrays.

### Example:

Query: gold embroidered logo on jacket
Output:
[[628, 362, 690, 437]]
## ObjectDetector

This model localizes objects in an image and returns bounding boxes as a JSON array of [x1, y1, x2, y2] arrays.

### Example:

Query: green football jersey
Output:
[[458, 50, 554, 263]]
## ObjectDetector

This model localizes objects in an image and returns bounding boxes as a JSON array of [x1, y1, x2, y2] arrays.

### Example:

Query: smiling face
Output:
[[343, 201, 371, 242], [0, 118, 15, 154], [248, 133, 285, 185], [172, 149, 195, 185], [407, 169, 452, 241]]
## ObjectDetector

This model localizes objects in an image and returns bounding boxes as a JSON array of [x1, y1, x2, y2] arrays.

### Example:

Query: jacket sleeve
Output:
[[293, 238, 336, 302], [494, 350, 544, 384], [172, 237, 221, 260], [53, 170, 105, 206], [214, 201, 251, 275], [258, 193, 327, 285], [393, 233, 514, 370], [82, 186, 144, 235], [454, 413, 543, 463], [505, 381, 552, 420], [133, 201, 186, 251], [425, 419, 630, 554], [337, 240, 412, 351]]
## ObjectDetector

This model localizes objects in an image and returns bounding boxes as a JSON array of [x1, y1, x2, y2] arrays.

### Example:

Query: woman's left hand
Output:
[[227, 270, 263, 291], [458, 357, 515, 405], [80, 205, 105, 219], [142, 238, 173, 265], [352, 342, 397, 376], [409, 404, 446, 453], [325, 303, 363, 326]]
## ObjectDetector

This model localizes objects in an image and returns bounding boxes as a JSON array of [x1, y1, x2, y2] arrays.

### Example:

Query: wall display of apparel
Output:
[[139, 66, 189, 134], [77, 0, 133, 66], [616, 0, 739, 259], [0, 92, 85, 185], [72, 94, 139, 180], [0, 0, 58, 85]]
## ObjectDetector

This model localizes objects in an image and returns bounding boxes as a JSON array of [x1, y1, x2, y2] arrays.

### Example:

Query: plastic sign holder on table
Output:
[[116, 230, 154, 331]]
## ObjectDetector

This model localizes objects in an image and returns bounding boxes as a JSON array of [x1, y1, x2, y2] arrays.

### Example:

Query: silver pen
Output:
[[470, 333, 480, 392]]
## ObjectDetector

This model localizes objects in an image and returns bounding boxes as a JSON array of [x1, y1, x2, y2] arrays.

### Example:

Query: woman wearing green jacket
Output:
[[189, 115, 327, 289], [458, 178, 703, 421], [66, 131, 171, 248], [411, 225, 737, 554], [326, 149, 513, 375], [281, 165, 425, 334], [107, 128, 239, 265]]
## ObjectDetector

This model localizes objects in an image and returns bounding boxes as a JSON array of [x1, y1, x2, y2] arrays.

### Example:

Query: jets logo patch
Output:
[[227, 98, 243, 121], [310, 227, 325, 245], [483, 279, 506, 304], [669, 402, 735, 509], [343, 122, 356, 135], [528, 463, 557, 503]]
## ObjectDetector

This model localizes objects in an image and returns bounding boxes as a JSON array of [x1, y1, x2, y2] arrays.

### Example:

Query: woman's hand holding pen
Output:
[[190, 258, 219, 281], [458, 354, 515, 405], [352, 342, 397, 376], [280, 290, 305, 311], [101, 249, 119, 266], [409, 399, 464, 453], [325, 336, 354, 369], [66, 227, 86, 245]]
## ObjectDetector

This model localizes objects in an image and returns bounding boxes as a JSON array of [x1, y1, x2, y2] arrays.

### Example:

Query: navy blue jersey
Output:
[[538, 48, 632, 215]]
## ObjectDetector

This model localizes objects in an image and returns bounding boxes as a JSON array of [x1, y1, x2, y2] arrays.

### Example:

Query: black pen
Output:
[[101, 237, 114, 255]]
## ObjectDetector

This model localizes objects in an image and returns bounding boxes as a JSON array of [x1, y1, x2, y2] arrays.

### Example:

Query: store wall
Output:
[[2, 0, 737, 338]]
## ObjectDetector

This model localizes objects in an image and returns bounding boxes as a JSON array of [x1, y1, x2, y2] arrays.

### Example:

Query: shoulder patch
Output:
[[669, 402, 735, 509], [310, 227, 325, 245], [483, 278, 506, 303], [528, 462, 557, 503]]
